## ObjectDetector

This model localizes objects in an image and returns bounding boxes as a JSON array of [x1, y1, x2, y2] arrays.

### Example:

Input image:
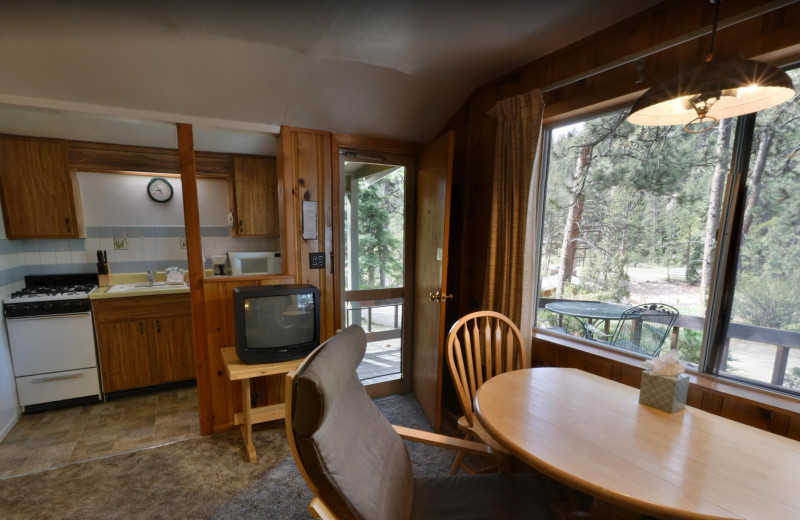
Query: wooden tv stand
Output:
[[221, 347, 303, 463]]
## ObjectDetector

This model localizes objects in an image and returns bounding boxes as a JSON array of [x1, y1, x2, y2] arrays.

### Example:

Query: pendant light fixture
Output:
[[628, 0, 795, 133]]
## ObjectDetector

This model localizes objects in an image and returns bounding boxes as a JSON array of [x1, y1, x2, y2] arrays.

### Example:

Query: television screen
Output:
[[233, 284, 320, 364]]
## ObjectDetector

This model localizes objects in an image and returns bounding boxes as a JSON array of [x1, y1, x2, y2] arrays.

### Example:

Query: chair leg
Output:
[[449, 450, 466, 475], [450, 430, 507, 475]]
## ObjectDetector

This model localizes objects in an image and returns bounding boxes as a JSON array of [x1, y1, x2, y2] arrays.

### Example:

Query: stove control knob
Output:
[[42, 303, 53, 310]]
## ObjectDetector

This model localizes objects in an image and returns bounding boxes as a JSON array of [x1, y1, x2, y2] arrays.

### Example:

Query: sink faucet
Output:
[[146, 269, 156, 285]]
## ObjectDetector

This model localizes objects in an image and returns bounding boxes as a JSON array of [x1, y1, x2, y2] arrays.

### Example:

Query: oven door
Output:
[[6, 313, 97, 376]]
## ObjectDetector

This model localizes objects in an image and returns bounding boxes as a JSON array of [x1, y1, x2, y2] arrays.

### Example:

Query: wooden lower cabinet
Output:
[[93, 293, 194, 393], [95, 320, 155, 392], [151, 316, 195, 384]]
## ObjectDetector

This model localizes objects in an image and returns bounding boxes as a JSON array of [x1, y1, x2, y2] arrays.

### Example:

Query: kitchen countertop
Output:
[[91, 284, 190, 299], [90, 271, 190, 299]]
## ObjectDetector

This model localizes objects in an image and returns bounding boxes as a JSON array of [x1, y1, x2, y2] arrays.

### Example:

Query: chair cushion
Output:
[[412, 473, 553, 520], [293, 326, 414, 520]]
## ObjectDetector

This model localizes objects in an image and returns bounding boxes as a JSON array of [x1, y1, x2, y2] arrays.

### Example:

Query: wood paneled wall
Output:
[[279, 126, 336, 341], [443, 0, 800, 329], [200, 126, 337, 433]]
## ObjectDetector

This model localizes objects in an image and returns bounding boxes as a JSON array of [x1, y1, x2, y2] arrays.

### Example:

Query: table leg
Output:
[[240, 378, 257, 463]]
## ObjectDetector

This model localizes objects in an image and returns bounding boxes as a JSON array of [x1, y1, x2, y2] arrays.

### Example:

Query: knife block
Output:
[[98, 266, 112, 287]]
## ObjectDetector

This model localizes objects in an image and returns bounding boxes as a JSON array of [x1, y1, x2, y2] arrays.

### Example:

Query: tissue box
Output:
[[639, 371, 689, 413]]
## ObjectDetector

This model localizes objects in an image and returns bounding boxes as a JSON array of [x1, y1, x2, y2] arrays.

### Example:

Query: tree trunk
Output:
[[556, 146, 591, 298], [742, 129, 773, 235], [700, 119, 732, 304]]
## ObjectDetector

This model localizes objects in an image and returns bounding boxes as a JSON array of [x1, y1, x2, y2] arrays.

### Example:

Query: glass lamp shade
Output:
[[628, 58, 795, 126]]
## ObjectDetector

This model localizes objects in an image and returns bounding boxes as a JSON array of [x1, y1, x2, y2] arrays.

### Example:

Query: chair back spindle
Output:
[[447, 311, 527, 427]]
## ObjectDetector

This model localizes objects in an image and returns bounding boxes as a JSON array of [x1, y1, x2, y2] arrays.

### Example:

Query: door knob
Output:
[[429, 291, 453, 302]]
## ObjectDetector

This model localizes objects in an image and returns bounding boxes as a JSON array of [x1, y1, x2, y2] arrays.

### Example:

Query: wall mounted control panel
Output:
[[309, 252, 325, 269]]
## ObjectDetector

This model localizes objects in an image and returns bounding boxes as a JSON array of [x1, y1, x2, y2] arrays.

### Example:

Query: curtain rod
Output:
[[540, 0, 800, 94]]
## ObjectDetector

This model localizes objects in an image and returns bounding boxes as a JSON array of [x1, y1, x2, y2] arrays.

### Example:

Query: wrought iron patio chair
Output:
[[601, 303, 679, 357]]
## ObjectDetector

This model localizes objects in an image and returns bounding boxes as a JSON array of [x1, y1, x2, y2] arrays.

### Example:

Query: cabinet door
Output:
[[0, 137, 81, 238], [233, 156, 278, 236], [96, 320, 156, 392], [150, 315, 195, 383]]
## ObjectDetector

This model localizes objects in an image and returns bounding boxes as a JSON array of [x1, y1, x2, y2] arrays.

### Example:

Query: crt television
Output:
[[233, 284, 321, 364]]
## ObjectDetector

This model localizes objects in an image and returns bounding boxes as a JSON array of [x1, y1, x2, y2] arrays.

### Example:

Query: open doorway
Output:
[[340, 150, 416, 397]]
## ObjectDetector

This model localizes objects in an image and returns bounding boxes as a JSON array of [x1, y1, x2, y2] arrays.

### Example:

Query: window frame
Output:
[[532, 66, 800, 398]]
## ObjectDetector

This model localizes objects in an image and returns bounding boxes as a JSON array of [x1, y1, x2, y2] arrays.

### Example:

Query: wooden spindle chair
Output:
[[446, 311, 528, 475]]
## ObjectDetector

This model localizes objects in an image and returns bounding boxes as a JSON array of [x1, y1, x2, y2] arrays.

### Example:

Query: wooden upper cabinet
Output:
[[0, 136, 83, 239], [232, 155, 278, 237]]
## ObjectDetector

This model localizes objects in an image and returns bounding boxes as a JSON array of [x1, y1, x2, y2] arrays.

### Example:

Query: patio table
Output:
[[544, 301, 631, 338]]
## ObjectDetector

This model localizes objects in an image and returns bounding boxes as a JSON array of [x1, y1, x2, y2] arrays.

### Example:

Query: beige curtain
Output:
[[482, 89, 544, 348]]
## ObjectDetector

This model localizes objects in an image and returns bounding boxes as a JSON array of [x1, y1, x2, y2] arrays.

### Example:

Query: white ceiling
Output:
[[0, 0, 662, 152]]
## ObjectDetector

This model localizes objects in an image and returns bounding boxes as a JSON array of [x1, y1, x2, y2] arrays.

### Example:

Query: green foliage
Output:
[[683, 241, 703, 285], [351, 168, 405, 290], [785, 367, 800, 391], [545, 108, 722, 300], [579, 249, 629, 302], [676, 329, 702, 365], [732, 275, 800, 330]]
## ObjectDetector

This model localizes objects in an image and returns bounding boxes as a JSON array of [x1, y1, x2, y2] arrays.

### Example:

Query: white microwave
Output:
[[229, 251, 281, 276]]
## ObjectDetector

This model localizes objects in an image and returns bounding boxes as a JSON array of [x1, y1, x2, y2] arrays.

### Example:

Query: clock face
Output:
[[147, 177, 173, 203]]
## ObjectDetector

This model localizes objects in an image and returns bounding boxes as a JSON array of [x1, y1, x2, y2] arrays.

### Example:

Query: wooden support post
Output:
[[771, 346, 790, 386], [671, 325, 679, 351], [176, 123, 214, 435]]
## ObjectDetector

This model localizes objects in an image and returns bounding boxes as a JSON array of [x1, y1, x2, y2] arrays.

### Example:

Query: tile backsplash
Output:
[[0, 226, 279, 281]]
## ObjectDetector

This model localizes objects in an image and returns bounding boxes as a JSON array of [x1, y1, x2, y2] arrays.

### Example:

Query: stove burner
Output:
[[3, 273, 99, 317], [9, 284, 96, 299]]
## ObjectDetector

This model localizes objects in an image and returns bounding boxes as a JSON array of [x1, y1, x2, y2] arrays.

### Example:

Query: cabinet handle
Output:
[[139, 321, 144, 334], [239, 219, 244, 233], [156, 320, 161, 333], [65, 217, 72, 234]]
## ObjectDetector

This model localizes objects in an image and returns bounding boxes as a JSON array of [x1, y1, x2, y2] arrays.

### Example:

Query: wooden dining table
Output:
[[473, 367, 800, 520]]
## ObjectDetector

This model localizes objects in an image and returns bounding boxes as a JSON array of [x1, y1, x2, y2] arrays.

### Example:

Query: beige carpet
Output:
[[0, 394, 455, 520]]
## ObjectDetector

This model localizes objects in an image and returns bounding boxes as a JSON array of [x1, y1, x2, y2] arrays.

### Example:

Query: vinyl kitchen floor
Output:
[[0, 386, 200, 479]]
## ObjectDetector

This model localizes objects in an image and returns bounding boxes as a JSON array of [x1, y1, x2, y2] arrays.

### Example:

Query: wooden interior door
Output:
[[412, 130, 454, 432]]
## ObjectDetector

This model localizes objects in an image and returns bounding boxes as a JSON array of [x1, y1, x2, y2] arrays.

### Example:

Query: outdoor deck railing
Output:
[[345, 298, 403, 343], [539, 298, 800, 387]]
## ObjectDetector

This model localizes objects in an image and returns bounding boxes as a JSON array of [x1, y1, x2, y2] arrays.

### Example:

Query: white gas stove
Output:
[[3, 274, 102, 411]]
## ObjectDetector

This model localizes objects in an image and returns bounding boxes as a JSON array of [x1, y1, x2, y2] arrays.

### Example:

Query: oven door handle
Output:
[[6, 313, 91, 320], [31, 373, 84, 384]]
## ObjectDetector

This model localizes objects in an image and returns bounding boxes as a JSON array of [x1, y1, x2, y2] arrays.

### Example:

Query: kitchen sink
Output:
[[106, 283, 187, 293]]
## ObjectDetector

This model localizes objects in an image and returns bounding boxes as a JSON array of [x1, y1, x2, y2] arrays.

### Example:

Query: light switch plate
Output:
[[309, 252, 325, 269]]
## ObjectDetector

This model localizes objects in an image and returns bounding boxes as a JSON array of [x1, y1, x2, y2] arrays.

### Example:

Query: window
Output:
[[534, 66, 800, 396]]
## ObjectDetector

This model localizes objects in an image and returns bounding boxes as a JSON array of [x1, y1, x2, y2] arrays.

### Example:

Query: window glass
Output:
[[537, 110, 734, 364], [344, 165, 406, 290], [723, 68, 800, 392]]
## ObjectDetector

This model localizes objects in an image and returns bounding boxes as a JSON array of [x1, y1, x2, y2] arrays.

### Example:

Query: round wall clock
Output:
[[147, 177, 173, 203]]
